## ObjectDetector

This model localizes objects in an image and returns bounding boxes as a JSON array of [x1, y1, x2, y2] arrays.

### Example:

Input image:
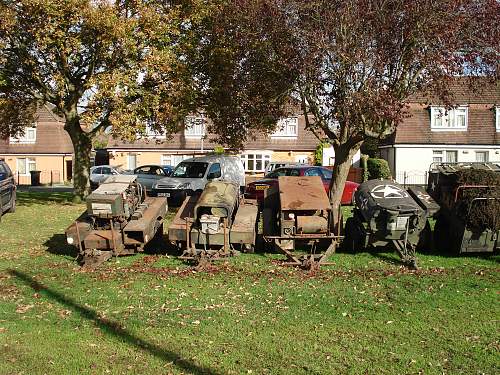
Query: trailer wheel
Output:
[[417, 221, 432, 253], [153, 223, 164, 239], [344, 217, 364, 253], [434, 216, 450, 255]]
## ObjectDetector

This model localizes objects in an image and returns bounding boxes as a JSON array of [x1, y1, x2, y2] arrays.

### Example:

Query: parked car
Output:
[[0, 160, 16, 215], [90, 165, 126, 188], [152, 155, 245, 204], [245, 166, 359, 205], [130, 165, 173, 193], [264, 161, 307, 174]]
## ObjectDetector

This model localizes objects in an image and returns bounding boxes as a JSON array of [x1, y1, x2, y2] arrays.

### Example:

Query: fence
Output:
[[16, 170, 62, 186], [395, 171, 429, 188]]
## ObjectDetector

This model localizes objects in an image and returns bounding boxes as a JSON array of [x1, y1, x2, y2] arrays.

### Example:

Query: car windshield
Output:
[[321, 168, 333, 179], [171, 162, 209, 178]]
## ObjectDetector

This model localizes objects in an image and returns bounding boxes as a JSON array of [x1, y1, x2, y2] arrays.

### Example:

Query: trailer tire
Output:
[[417, 221, 432, 253], [344, 217, 363, 253]]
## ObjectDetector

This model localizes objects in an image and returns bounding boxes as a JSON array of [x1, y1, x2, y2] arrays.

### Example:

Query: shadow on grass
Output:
[[16, 192, 75, 206], [44, 234, 79, 258], [44, 230, 180, 263], [144, 231, 180, 256], [9, 269, 222, 375]]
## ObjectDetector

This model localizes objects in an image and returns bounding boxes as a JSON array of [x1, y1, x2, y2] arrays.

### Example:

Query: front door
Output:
[[66, 160, 73, 181]]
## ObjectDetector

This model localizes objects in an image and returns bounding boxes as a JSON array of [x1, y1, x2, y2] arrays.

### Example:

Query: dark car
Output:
[[245, 166, 359, 205], [0, 160, 16, 215]]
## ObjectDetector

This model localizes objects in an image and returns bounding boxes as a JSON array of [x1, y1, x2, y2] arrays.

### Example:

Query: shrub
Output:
[[367, 158, 391, 179], [314, 142, 329, 166]]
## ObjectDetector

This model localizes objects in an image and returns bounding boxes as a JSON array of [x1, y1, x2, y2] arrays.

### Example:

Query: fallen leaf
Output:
[[16, 304, 34, 314]]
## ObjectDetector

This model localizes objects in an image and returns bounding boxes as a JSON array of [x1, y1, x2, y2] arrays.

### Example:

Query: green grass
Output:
[[0, 192, 498, 374]]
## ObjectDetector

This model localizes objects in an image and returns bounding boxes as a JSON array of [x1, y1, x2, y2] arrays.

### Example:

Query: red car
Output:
[[245, 166, 359, 205]]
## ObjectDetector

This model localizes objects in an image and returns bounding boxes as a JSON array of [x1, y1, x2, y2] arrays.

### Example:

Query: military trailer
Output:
[[262, 176, 340, 270], [427, 162, 499, 254], [65, 175, 168, 267], [344, 179, 438, 268], [168, 180, 259, 264]]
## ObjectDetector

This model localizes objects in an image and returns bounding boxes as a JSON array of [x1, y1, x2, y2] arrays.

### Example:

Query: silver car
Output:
[[131, 165, 172, 193], [90, 165, 126, 188]]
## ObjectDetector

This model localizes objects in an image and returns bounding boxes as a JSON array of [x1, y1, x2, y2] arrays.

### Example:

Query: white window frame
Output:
[[184, 116, 206, 138], [162, 154, 192, 167], [271, 117, 298, 138], [16, 157, 36, 176], [475, 151, 489, 162], [496, 107, 500, 132], [10, 126, 37, 144], [240, 152, 272, 173], [432, 150, 443, 163], [145, 124, 166, 139], [430, 106, 468, 131], [161, 154, 172, 166], [433, 150, 458, 163]]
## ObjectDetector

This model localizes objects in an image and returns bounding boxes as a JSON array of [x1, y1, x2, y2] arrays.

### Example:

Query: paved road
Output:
[[17, 185, 74, 193]]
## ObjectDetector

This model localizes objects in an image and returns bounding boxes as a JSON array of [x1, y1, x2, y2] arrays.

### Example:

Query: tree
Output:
[[0, 0, 199, 198], [196, 0, 499, 223], [0, 0, 147, 197]]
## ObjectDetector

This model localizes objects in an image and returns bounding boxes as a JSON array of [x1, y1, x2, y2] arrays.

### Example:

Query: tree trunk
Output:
[[328, 142, 362, 227], [64, 113, 92, 199]]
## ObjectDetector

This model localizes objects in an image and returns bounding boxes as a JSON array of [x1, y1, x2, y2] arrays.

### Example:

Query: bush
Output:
[[367, 158, 391, 180], [314, 142, 329, 166]]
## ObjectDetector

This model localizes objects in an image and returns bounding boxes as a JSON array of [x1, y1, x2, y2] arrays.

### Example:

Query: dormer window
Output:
[[10, 126, 37, 144], [145, 124, 166, 139], [271, 117, 298, 138], [184, 116, 205, 138], [430, 106, 468, 131]]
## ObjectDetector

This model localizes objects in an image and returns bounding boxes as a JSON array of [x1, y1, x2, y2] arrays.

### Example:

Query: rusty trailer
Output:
[[262, 176, 341, 270], [65, 175, 168, 267], [168, 181, 259, 265]]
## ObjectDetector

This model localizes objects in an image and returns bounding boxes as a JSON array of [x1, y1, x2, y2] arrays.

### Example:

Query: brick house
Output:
[[380, 79, 500, 185], [0, 105, 74, 185], [106, 112, 338, 175]]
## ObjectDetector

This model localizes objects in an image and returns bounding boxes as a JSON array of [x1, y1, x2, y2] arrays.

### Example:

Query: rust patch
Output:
[[278, 176, 331, 211]]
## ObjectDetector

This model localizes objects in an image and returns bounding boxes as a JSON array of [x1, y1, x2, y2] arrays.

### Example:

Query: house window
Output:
[[185, 116, 205, 138], [430, 107, 468, 131], [17, 157, 36, 175], [161, 154, 192, 167], [240, 153, 271, 173], [433, 150, 457, 163], [475, 151, 488, 162], [432, 150, 443, 162], [10, 126, 37, 144], [295, 154, 309, 164], [145, 124, 166, 138], [446, 150, 457, 163], [271, 117, 298, 137]]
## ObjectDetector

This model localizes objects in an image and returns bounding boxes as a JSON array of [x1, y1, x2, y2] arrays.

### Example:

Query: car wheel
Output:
[[7, 193, 16, 213]]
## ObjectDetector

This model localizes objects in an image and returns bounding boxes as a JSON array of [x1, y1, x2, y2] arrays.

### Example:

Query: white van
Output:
[[151, 155, 245, 203]]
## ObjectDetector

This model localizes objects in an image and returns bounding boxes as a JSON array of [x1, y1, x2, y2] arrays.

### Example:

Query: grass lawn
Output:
[[0, 192, 498, 375]]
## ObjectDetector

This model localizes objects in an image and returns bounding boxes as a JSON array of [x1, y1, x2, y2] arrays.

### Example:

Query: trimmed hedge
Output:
[[367, 158, 391, 179]]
